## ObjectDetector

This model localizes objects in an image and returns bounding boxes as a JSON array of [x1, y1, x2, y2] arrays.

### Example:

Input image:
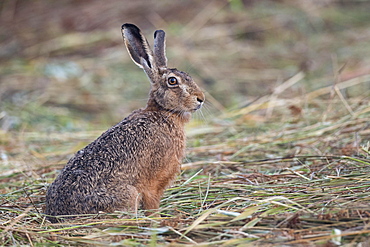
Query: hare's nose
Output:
[[196, 93, 205, 104]]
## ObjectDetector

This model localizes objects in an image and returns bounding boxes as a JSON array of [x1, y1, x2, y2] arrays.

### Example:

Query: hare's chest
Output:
[[164, 127, 186, 160]]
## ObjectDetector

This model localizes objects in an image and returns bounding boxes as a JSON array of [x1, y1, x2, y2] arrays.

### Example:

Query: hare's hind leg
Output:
[[109, 183, 142, 214]]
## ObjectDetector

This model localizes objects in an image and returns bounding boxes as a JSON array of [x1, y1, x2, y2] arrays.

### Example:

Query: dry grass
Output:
[[1, 0, 370, 246], [1, 77, 370, 245]]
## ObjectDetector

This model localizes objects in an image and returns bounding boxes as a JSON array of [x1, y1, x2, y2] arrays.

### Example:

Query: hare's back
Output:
[[65, 109, 185, 175]]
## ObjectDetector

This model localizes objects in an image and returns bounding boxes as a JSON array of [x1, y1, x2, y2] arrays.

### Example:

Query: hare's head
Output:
[[121, 24, 204, 119]]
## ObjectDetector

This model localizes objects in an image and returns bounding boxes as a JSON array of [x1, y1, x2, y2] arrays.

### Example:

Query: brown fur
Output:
[[44, 24, 204, 222]]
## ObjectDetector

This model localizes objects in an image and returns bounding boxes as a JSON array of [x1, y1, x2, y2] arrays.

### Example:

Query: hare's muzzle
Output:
[[194, 95, 204, 111]]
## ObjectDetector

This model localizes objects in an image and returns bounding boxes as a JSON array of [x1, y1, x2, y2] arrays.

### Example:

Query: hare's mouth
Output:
[[193, 102, 203, 111], [187, 104, 202, 112]]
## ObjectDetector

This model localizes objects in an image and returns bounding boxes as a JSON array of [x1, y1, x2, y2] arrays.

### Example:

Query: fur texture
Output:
[[44, 23, 204, 222]]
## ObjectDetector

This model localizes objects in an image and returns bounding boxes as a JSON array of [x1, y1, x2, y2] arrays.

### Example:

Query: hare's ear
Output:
[[121, 24, 156, 80], [153, 30, 167, 68]]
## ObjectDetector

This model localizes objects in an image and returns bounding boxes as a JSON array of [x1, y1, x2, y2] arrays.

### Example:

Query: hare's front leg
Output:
[[141, 190, 161, 210]]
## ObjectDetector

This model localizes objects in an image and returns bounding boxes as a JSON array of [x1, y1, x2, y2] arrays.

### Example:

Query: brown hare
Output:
[[45, 23, 205, 222]]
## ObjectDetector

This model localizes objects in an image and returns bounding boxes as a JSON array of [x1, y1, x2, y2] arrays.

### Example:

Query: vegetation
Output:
[[1, 0, 370, 246]]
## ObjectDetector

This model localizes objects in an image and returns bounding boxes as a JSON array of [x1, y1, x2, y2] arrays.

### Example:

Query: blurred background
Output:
[[1, 0, 370, 132]]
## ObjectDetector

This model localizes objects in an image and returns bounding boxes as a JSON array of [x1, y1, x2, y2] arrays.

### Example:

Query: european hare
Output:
[[45, 23, 205, 222]]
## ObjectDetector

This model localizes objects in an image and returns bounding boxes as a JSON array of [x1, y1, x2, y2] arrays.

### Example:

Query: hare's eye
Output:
[[168, 77, 178, 86]]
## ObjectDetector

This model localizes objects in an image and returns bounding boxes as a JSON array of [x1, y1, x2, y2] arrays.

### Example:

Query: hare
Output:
[[45, 23, 204, 222]]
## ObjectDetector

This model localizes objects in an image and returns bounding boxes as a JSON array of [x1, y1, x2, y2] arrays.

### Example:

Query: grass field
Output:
[[1, 0, 370, 246]]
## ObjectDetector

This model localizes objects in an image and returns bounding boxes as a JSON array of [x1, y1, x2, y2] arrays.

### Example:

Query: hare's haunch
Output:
[[45, 23, 204, 222]]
